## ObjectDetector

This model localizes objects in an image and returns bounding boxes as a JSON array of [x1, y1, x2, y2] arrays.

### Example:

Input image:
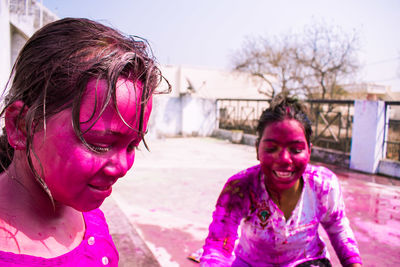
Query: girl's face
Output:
[[31, 77, 152, 211], [257, 119, 311, 192]]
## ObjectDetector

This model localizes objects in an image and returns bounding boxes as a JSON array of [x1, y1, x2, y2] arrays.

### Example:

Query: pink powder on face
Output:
[[257, 119, 311, 192], [31, 77, 152, 212]]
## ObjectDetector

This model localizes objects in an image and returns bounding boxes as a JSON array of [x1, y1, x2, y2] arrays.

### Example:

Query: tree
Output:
[[232, 21, 360, 99], [295, 22, 360, 99], [232, 35, 301, 98]]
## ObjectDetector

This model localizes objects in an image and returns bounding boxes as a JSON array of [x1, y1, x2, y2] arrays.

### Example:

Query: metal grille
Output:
[[384, 101, 400, 161], [308, 100, 354, 154], [216, 98, 270, 134], [216, 98, 354, 155]]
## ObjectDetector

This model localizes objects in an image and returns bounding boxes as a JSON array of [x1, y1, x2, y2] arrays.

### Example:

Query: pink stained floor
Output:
[[317, 163, 400, 267], [114, 138, 400, 267]]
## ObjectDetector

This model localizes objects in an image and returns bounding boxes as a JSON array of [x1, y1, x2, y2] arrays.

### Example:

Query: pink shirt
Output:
[[201, 164, 362, 267], [0, 209, 118, 266]]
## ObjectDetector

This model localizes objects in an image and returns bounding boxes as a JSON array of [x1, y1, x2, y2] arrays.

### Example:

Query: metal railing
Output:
[[308, 100, 354, 154], [216, 98, 354, 154], [384, 101, 400, 161], [216, 98, 271, 134]]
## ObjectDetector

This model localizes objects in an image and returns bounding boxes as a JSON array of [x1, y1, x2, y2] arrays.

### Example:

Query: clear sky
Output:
[[44, 0, 400, 92]]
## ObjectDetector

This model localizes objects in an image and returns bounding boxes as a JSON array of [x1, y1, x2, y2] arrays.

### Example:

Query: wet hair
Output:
[[0, 18, 170, 199], [256, 94, 313, 146]]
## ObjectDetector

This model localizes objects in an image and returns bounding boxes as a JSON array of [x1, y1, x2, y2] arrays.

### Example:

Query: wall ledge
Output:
[[377, 159, 400, 179]]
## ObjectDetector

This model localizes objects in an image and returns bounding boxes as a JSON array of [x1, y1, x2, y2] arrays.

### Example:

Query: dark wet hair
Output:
[[256, 94, 312, 146], [0, 18, 170, 198]]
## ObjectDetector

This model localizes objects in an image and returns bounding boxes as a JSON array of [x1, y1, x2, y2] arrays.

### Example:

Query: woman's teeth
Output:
[[274, 171, 293, 178]]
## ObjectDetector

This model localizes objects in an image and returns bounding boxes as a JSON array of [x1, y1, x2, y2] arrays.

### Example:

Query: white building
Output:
[[342, 83, 393, 101], [161, 64, 274, 100], [0, 0, 58, 90]]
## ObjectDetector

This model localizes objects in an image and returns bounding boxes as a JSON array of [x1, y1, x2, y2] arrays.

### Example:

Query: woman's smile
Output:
[[273, 170, 294, 179], [257, 119, 311, 191]]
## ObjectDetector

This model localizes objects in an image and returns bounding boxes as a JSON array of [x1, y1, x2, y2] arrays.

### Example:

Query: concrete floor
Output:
[[111, 137, 400, 267]]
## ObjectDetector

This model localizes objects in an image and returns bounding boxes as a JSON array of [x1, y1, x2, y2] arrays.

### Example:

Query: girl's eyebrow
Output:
[[262, 139, 305, 144], [85, 129, 142, 142], [84, 129, 124, 137]]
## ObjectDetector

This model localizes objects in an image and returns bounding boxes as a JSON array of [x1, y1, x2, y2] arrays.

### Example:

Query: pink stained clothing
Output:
[[201, 164, 362, 267], [0, 208, 118, 267]]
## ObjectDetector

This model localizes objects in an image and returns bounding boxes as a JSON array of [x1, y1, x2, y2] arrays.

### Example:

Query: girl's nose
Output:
[[103, 150, 134, 178], [277, 148, 292, 164]]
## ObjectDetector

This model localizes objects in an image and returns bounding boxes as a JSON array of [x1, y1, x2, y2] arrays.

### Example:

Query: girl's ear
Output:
[[5, 101, 28, 150]]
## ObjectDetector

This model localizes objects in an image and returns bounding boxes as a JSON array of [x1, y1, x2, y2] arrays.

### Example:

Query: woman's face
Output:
[[257, 119, 311, 192], [31, 77, 152, 211]]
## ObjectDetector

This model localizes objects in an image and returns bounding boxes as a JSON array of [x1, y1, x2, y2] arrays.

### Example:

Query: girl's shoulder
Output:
[[219, 165, 261, 199], [82, 208, 116, 248], [303, 164, 339, 192], [225, 165, 261, 188], [216, 165, 261, 212], [84, 208, 108, 231]]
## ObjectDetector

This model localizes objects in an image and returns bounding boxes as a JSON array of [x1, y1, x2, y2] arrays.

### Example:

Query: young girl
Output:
[[0, 18, 167, 266], [200, 95, 362, 266]]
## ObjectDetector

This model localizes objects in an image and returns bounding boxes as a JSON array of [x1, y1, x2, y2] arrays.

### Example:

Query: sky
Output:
[[44, 0, 400, 92]]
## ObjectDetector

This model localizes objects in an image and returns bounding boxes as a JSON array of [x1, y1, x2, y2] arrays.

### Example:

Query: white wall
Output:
[[10, 27, 28, 66], [181, 95, 216, 136], [147, 96, 183, 138], [161, 65, 274, 99], [147, 95, 217, 139], [0, 0, 11, 91], [0, 0, 58, 93]]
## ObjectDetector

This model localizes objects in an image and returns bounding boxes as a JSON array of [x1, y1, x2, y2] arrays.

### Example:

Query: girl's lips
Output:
[[273, 171, 294, 179], [88, 184, 112, 191], [88, 184, 113, 199]]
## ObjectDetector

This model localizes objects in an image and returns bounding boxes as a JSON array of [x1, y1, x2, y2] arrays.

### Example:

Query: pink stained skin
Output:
[[29, 77, 152, 212], [257, 119, 311, 193]]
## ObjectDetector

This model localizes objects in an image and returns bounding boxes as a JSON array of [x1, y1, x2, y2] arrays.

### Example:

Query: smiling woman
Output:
[[0, 17, 168, 266], [200, 95, 362, 267]]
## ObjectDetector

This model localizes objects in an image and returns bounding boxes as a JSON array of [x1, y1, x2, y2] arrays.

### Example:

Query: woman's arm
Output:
[[200, 178, 248, 266], [200, 210, 239, 266], [319, 170, 362, 266]]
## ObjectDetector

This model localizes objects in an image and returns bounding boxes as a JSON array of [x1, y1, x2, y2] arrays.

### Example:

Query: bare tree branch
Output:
[[232, 21, 361, 99]]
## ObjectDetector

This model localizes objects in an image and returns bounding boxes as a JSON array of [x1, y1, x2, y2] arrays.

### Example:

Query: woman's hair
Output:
[[256, 94, 313, 146], [0, 17, 169, 197]]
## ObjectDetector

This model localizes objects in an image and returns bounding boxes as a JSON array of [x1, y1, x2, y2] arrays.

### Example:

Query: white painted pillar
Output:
[[350, 100, 386, 173]]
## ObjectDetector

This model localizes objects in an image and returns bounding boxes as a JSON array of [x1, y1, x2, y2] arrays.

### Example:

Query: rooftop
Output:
[[104, 137, 400, 266]]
